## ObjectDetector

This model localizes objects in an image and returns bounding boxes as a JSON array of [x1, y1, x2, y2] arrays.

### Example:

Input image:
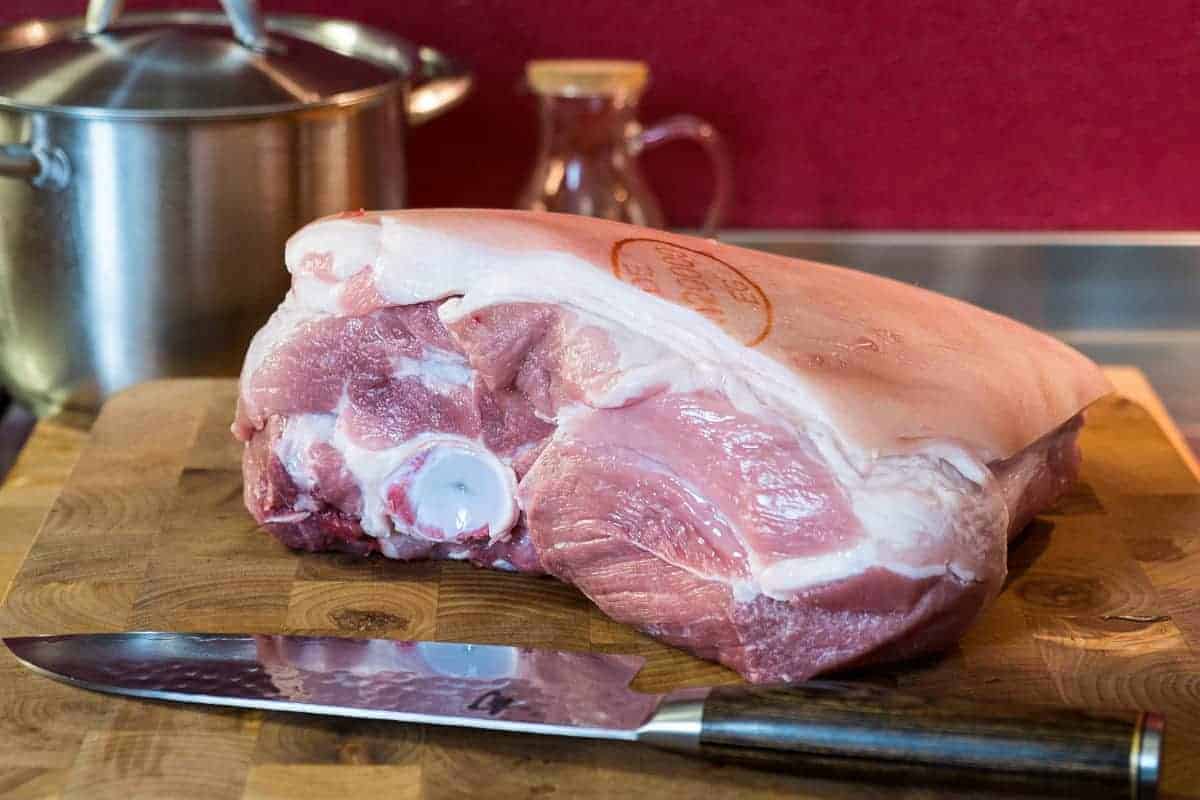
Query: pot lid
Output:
[[0, 12, 413, 118]]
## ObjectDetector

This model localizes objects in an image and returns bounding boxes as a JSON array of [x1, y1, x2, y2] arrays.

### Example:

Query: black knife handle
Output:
[[638, 681, 1163, 798]]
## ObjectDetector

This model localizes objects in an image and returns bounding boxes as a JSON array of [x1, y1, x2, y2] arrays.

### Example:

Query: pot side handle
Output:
[[407, 47, 473, 126], [0, 147, 39, 180], [0, 144, 70, 189]]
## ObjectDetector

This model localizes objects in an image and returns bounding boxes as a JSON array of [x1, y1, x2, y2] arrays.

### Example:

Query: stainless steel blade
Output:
[[4, 633, 665, 740]]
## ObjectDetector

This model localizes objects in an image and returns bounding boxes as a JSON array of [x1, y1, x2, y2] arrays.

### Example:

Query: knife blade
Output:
[[4, 633, 1162, 798]]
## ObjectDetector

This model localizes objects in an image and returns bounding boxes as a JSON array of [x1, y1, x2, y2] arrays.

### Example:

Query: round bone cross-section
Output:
[[386, 439, 518, 543]]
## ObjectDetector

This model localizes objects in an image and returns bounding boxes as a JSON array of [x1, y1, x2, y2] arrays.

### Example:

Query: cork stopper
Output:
[[526, 59, 649, 98]]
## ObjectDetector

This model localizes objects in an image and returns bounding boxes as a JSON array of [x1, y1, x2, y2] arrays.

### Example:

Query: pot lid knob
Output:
[[85, 0, 269, 51]]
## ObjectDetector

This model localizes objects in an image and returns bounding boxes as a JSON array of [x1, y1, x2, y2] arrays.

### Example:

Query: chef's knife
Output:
[[4, 633, 1162, 798]]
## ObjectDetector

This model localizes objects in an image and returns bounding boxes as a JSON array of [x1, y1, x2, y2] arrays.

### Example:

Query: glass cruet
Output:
[[517, 60, 731, 236]]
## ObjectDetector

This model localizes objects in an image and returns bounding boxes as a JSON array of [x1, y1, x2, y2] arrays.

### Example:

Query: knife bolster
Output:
[[636, 688, 710, 753]]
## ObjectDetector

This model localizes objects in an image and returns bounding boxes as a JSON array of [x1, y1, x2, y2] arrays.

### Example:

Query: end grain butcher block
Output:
[[2, 376, 1200, 800]]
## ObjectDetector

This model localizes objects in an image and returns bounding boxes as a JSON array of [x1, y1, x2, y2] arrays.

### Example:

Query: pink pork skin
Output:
[[234, 210, 1111, 683]]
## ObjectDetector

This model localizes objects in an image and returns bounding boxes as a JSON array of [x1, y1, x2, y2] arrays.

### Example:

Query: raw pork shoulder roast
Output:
[[234, 209, 1111, 683]]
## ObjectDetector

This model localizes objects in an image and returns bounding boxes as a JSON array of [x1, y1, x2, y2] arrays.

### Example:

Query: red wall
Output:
[[5, 1, 1200, 229]]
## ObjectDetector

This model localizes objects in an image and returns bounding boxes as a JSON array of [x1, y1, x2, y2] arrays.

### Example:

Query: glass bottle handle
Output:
[[629, 115, 731, 237]]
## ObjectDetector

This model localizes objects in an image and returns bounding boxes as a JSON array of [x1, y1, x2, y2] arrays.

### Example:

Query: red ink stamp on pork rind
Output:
[[611, 238, 773, 347]]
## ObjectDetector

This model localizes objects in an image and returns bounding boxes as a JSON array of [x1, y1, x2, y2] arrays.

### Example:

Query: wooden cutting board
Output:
[[1, 375, 1199, 800]]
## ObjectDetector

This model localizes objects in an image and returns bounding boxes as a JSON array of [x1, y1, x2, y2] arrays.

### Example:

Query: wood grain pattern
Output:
[[1101, 366, 1200, 481], [285, 580, 439, 639], [243, 765, 422, 800], [0, 767, 69, 800], [63, 728, 257, 800], [252, 714, 426, 766], [0, 375, 1197, 800]]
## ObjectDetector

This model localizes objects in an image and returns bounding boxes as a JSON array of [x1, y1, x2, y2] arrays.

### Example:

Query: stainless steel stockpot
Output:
[[0, 1, 470, 413]]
